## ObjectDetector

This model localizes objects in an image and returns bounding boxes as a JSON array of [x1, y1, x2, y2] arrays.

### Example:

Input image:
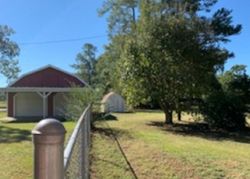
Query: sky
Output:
[[0, 0, 249, 87]]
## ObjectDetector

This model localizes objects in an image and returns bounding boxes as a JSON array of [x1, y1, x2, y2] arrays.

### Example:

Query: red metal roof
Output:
[[10, 65, 86, 88]]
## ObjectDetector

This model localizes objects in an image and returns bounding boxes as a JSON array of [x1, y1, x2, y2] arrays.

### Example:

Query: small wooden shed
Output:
[[101, 92, 126, 113]]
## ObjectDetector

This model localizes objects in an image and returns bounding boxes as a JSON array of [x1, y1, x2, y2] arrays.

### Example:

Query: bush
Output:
[[201, 91, 246, 130], [65, 87, 103, 120]]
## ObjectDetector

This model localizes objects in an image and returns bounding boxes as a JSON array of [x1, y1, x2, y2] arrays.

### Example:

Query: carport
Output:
[[0, 65, 87, 120]]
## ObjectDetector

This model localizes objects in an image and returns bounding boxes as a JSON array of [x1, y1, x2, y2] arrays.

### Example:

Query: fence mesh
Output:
[[64, 105, 91, 179], [65, 128, 82, 178]]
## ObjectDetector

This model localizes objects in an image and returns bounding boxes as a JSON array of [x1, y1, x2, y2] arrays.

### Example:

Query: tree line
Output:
[[83, 0, 249, 130]]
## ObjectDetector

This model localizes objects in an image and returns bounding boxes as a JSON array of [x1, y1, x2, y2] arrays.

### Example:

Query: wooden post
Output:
[[32, 119, 66, 179]]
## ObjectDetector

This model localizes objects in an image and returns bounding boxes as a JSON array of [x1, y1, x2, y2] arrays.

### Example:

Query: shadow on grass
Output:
[[101, 114, 118, 121], [93, 113, 118, 121], [0, 125, 31, 143], [135, 109, 162, 113], [148, 121, 250, 144], [4, 120, 38, 124], [2, 117, 67, 123], [92, 125, 132, 139]]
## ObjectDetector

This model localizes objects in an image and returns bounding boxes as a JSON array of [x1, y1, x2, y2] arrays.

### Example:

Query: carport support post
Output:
[[37, 92, 52, 118], [32, 118, 66, 179]]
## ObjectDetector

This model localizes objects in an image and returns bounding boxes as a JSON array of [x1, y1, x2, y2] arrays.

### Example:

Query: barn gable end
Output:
[[9, 65, 86, 88]]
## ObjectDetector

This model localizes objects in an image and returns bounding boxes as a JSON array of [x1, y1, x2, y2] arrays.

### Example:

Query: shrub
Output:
[[65, 87, 103, 120], [201, 91, 246, 130]]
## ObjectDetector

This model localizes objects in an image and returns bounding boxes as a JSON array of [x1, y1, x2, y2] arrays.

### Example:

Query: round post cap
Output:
[[32, 118, 66, 135]]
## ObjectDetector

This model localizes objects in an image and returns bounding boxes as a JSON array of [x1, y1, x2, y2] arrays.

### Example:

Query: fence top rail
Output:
[[64, 104, 91, 170]]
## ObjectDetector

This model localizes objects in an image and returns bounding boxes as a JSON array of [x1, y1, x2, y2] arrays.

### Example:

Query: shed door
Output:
[[15, 93, 43, 117]]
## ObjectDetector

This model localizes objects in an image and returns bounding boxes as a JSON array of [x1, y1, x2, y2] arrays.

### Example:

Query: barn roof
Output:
[[8, 65, 88, 88]]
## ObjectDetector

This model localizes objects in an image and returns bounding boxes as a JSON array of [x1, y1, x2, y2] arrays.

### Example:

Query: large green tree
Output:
[[120, 0, 241, 124], [0, 25, 20, 82], [72, 43, 97, 85]]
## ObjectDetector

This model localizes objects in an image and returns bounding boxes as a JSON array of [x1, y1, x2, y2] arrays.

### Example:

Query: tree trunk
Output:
[[164, 110, 173, 125], [177, 111, 181, 121]]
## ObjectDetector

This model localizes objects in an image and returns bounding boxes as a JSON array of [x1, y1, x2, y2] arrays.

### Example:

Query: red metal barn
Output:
[[1, 65, 87, 120]]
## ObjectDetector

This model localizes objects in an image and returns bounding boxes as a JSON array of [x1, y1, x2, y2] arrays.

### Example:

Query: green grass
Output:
[[0, 100, 6, 109], [0, 120, 76, 179], [91, 112, 250, 179], [0, 111, 6, 119]]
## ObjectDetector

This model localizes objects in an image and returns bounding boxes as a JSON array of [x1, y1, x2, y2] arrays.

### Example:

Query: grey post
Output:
[[32, 119, 66, 179]]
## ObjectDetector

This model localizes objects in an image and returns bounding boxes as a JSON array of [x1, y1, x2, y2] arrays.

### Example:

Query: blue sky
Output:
[[0, 0, 249, 86]]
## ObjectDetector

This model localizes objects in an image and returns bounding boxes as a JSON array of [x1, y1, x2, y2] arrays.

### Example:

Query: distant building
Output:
[[101, 92, 126, 113], [1, 65, 87, 120]]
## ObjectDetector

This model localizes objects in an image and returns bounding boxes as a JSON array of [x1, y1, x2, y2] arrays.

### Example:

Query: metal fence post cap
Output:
[[32, 118, 66, 135]]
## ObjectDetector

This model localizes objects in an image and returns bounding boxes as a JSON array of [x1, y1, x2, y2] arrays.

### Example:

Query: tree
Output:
[[201, 65, 250, 130], [99, 0, 139, 37], [0, 25, 20, 82], [72, 43, 97, 85], [97, 0, 140, 93], [95, 35, 127, 93], [95, 52, 118, 92], [120, 0, 241, 124], [218, 65, 250, 107]]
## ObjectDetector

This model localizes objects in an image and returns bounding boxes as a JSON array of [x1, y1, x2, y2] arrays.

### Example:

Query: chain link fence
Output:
[[64, 104, 92, 179]]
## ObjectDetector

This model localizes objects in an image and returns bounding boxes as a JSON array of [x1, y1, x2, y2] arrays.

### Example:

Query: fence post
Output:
[[32, 119, 66, 179]]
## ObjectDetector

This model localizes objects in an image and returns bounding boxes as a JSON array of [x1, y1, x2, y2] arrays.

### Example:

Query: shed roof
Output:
[[8, 65, 87, 88], [101, 92, 124, 103]]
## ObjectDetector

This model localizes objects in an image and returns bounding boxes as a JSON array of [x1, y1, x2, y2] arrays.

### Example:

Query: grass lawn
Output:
[[90, 111, 250, 179], [0, 113, 76, 179], [0, 111, 6, 119], [0, 100, 6, 109]]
